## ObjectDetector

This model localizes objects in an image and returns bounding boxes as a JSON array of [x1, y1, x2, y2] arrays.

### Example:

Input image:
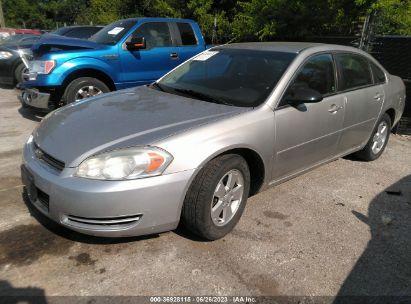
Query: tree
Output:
[[372, 0, 411, 35], [187, 0, 232, 42], [1, 0, 409, 37], [76, 0, 121, 25]]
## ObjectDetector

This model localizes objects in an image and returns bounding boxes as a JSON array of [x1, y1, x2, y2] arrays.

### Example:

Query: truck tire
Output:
[[63, 77, 110, 104], [181, 154, 250, 240]]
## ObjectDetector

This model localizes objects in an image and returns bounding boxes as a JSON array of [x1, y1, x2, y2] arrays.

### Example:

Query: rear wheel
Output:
[[63, 77, 110, 104], [181, 154, 250, 240], [354, 113, 391, 161]]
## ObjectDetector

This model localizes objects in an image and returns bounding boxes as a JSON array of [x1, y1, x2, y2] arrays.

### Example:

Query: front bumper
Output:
[[19, 88, 51, 109], [22, 141, 194, 237]]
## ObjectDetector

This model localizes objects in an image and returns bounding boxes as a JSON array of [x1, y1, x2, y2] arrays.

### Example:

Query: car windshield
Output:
[[89, 20, 136, 45], [157, 48, 296, 107], [0, 34, 36, 45]]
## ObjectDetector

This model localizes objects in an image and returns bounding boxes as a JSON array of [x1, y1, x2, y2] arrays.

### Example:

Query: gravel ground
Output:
[[0, 87, 410, 299]]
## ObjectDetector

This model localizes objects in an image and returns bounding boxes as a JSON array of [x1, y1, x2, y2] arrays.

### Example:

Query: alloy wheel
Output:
[[372, 121, 388, 154], [75, 85, 103, 101], [211, 169, 244, 226]]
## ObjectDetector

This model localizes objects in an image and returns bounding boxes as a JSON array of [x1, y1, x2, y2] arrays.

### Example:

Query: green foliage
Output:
[[187, 0, 231, 42], [1, 0, 410, 37], [373, 0, 411, 35], [75, 0, 122, 25]]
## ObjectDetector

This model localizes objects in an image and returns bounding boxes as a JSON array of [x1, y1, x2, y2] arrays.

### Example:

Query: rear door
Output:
[[119, 21, 179, 87], [171, 22, 205, 64], [334, 53, 384, 153], [273, 53, 345, 180]]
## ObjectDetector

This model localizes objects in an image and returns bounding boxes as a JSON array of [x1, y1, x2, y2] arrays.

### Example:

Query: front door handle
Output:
[[328, 104, 343, 114], [170, 52, 179, 59]]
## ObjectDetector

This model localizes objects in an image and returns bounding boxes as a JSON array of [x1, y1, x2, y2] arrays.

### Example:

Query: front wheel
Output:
[[63, 77, 110, 104], [354, 113, 391, 161], [181, 154, 250, 240], [14, 62, 29, 84]]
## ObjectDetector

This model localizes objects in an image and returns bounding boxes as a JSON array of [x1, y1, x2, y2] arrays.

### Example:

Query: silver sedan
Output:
[[22, 42, 406, 240]]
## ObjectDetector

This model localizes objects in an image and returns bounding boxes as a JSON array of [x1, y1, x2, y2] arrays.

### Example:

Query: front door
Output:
[[119, 22, 179, 88], [272, 53, 345, 180]]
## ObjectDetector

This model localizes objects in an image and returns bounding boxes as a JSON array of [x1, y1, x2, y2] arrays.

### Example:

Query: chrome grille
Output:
[[33, 142, 65, 171]]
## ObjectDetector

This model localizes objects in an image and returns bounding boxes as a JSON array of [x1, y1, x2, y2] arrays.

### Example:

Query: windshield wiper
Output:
[[172, 88, 233, 106]]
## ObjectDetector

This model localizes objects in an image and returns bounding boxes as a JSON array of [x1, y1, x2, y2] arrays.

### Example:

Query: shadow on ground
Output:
[[0, 280, 47, 303], [335, 175, 411, 302]]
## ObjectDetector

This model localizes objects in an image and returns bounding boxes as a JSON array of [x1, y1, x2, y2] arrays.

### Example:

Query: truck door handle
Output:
[[328, 104, 343, 113], [170, 52, 179, 59]]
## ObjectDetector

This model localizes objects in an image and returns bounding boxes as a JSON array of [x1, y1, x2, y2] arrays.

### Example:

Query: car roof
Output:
[[216, 42, 357, 54]]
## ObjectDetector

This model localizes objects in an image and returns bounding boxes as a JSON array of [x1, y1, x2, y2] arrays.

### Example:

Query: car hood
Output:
[[1, 42, 33, 51], [34, 86, 249, 167], [32, 34, 105, 57], [0, 44, 14, 52]]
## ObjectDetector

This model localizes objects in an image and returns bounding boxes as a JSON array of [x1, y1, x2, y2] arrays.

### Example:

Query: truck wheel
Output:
[[181, 154, 250, 240], [354, 113, 391, 161], [64, 77, 110, 104], [14, 62, 29, 84]]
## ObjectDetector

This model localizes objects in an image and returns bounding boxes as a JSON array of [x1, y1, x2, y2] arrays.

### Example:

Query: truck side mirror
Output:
[[126, 37, 146, 51]]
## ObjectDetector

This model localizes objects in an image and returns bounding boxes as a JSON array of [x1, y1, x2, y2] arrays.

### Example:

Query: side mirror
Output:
[[285, 87, 323, 104], [126, 37, 146, 51]]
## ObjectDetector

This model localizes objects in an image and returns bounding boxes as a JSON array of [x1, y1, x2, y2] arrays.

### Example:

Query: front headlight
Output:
[[29, 60, 56, 74], [0, 51, 13, 60], [75, 147, 173, 180]]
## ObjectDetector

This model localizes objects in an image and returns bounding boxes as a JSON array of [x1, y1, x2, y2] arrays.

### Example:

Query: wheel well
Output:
[[63, 69, 116, 92], [385, 108, 396, 127], [221, 148, 265, 197]]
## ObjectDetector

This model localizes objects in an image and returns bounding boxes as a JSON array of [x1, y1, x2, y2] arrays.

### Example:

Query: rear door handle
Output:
[[170, 52, 179, 59], [328, 104, 343, 113], [374, 93, 384, 101]]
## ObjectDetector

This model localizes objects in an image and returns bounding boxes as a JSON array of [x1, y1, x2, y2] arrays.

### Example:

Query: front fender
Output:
[[157, 106, 275, 186], [26, 57, 117, 87]]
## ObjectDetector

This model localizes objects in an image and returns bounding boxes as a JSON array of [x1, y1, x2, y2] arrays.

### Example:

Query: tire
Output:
[[354, 113, 391, 161], [14, 62, 28, 84], [63, 77, 110, 104], [181, 154, 251, 240]]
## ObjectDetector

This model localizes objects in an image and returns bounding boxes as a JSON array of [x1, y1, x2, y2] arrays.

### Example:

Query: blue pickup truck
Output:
[[19, 17, 207, 110]]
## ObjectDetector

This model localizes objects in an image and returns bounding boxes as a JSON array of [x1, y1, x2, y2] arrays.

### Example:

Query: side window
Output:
[[131, 22, 172, 49], [287, 54, 336, 97], [177, 23, 197, 46], [370, 61, 386, 84], [335, 53, 373, 90]]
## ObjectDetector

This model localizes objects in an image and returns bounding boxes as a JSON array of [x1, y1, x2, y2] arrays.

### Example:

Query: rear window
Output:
[[177, 23, 197, 46], [335, 53, 373, 90], [64, 27, 100, 39]]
